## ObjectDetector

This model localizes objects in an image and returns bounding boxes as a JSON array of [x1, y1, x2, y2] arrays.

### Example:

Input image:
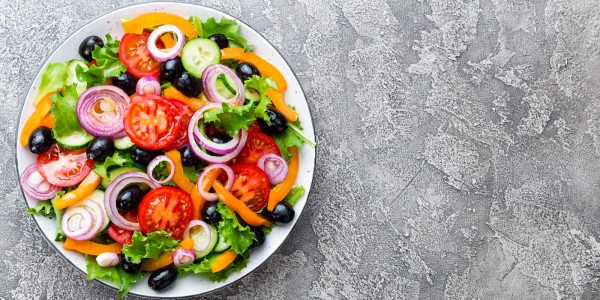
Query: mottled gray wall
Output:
[[3, 0, 600, 299]]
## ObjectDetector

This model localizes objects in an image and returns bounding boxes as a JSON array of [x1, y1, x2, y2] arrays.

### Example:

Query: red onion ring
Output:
[[148, 24, 185, 62], [136, 75, 161, 95], [104, 172, 159, 231], [147, 155, 175, 185], [20, 164, 61, 200], [172, 249, 196, 267], [257, 153, 289, 185], [197, 164, 234, 201], [193, 124, 240, 155], [183, 220, 212, 252], [188, 104, 248, 163], [62, 200, 105, 241], [75, 200, 105, 241], [76, 85, 130, 138], [202, 64, 245, 105]]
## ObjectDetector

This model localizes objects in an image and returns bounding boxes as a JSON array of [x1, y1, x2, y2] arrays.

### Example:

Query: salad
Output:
[[19, 12, 314, 296]]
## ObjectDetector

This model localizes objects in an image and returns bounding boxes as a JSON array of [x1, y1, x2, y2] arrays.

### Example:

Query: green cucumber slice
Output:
[[245, 87, 260, 102], [213, 235, 231, 252], [114, 136, 135, 150], [55, 130, 94, 150], [181, 39, 221, 78], [195, 225, 219, 259], [101, 166, 143, 188]]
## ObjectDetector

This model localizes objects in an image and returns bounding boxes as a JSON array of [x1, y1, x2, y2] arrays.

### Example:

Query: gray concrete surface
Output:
[[2, 0, 600, 299]]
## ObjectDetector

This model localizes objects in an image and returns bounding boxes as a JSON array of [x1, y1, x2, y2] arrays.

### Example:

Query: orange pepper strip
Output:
[[54, 171, 101, 210], [164, 150, 196, 194], [191, 184, 205, 221], [268, 148, 299, 211], [221, 48, 288, 92], [213, 181, 273, 227], [122, 13, 198, 38], [63, 238, 122, 255], [19, 92, 54, 147], [39, 113, 56, 128], [265, 88, 298, 122], [211, 250, 237, 273], [160, 33, 175, 49], [164, 87, 208, 111], [141, 238, 194, 271]]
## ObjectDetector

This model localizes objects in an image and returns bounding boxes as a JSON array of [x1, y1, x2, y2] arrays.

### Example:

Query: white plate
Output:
[[16, 2, 315, 298]]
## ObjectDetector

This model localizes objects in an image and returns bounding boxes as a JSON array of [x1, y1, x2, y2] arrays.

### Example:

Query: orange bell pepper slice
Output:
[[39, 113, 56, 128], [268, 148, 299, 211], [54, 171, 101, 210], [213, 181, 272, 227], [163, 87, 208, 111], [160, 33, 176, 49], [221, 48, 288, 92], [190, 184, 205, 221], [19, 92, 54, 147], [265, 88, 298, 122], [122, 13, 198, 39], [210, 250, 237, 273], [164, 150, 196, 194], [140, 238, 194, 271], [63, 238, 122, 255]]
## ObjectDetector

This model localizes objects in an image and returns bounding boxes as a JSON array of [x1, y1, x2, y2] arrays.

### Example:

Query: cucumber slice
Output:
[[55, 130, 94, 150], [65, 59, 88, 95], [213, 235, 231, 252], [245, 87, 260, 102], [195, 225, 218, 259], [101, 166, 143, 188], [114, 136, 135, 150], [181, 39, 221, 78], [85, 190, 109, 230], [215, 75, 235, 99]]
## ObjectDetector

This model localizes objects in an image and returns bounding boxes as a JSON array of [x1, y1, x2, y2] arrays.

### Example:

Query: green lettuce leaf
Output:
[[25, 200, 55, 217], [76, 34, 125, 87], [122, 231, 179, 264], [273, 120, 305, 160], [93, 151, 134, 180], [283, 186, 305, 206], [216, 202, 254, 254], [188, 16, 203, 37], [50, 85, 84, 138], [85, 256, 143, 297], [244, 76, 276, 121], [50, 191, 66, 241], [34, 63, 68, 105], [179, 251, 249, 282], [199, 17, 252, 51], [183, 163, 207, 183]]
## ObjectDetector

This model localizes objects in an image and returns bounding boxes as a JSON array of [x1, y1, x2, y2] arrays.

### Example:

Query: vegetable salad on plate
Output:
[[19, 12, 314, 297]]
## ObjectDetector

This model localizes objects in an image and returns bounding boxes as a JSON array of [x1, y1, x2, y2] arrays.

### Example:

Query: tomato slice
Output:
[[36, 143, 94, 187], [164, 98, 193, 150], [118, 31, 162, 78], [230, 163, 270, 211], [138, 186, 193, 239], [124, 94, 182, 150], [235, 131, 281, 164], [107, 223, 134, 245]]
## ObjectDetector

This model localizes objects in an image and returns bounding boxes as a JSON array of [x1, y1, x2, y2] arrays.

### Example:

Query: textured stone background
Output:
[[3, 0, 600, 299]]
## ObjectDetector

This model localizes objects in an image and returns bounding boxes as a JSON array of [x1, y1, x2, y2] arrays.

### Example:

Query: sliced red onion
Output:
[[104, 172, 159, 231], [76, 85, 130, 138], [202, 64, 245, 105], [96, 252, 121, 267], [193, 125, 239, 155], [146, 155, 175, 185], [62, 200, 105, 241], [257, 153, 289, 185], [136, 75, 161, 95], [172, 249, 196, 267], [148, 24, 185, 62], [183, 220, 212, 252], [20, 164, 61, 200], [188, 104, 248, 163], [197, 164, 234, 201]]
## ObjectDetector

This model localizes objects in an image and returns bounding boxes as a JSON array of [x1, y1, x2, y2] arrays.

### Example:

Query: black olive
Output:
[[249, 227, 265, 249], [208, 34, 229, 49], [86, 138, 115, 163], [178, 144, 200, 166], [173, 72, 202, 98], [120, 255, 141, 274], [270, 202, 295, 224], [28, 126, 53, 154], [159, 57, 184, 82], [130, 146, 162, 166], [202, 201, 221, 224], [257, 108, 288, 136], [112, 72, 137, 95], [78, 35, 104, 62], [116, 185, 145, 212], [205, 134, 232, 156], [235, 63, 260, 82], [148, 266, 177, 291]]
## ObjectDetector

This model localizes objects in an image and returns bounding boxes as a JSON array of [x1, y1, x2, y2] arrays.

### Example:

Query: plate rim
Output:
[[14, 1, 317, 298]]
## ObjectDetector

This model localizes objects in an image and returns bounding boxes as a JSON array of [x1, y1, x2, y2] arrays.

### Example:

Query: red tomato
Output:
[[164, 98, 193, 150], [107, 223, 134, 245], [235, 131, 281, 164], [124, 94, 182, 150], [247, 122, 262, 133], [118, 31, 162, 78], [36, 143, 94, 187], [230, 164, 270, 211], [138, 186, 193, 239]]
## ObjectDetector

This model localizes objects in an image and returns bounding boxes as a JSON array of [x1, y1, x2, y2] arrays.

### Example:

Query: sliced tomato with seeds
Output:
[[36, 143, 94, 187], [229, 163, 270, 211], [124, 94, 182, 150], [164, 98, 193, 150], [118, 31, 162, 78], [234, 131, 281, 164], [138, 186, 193, 239], [107, 223, 134, 245]]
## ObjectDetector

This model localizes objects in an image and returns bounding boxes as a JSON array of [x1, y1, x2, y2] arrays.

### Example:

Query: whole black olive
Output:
[[249, 227, 265, 249], [270, 202, 295, 224], [78, 35, 104, 62], [202, 201, 221, 224], [148, 266, 177, 291], [28, 126, 53, 154], [120, 255, 141, 274], [86, 137, 115, 163], [112, 72, 137, 95], [159, 57, 184, 82], [235, 63, 260, 82], [178, 144, 200, 166], [173, 72, 202, 98], [116, 185, 145, 212], [130, 145, 162, 166], [208, 34, 229, 49], [257, 108, 288, 136]]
